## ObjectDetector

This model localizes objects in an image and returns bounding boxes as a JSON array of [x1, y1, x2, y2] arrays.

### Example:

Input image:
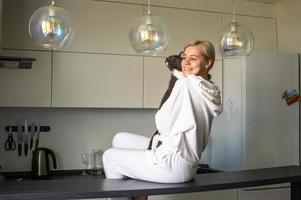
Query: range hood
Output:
[[0, 56, 36, 69]]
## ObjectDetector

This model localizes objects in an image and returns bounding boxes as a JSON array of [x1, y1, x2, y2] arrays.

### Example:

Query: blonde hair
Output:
[[183, 40, 215, 67]]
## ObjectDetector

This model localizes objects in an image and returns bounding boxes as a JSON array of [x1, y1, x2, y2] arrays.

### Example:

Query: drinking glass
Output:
[[81, 153, 90, 176], [91, 149, 103, 175]]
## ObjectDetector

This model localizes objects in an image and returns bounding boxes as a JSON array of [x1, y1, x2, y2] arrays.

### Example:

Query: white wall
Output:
[[0, 0, 278, 172], [0, 108, 157, 171], [276, 0, 301, 53], [275, 0, 301, 167]]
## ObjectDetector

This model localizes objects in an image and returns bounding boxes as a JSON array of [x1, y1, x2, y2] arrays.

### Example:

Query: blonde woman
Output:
[[103, 40, 222, 200]]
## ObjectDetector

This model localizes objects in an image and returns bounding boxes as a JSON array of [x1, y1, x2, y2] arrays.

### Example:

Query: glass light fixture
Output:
[[129, 0, 169, 55], [28, 0, 74, 50], [219, 0, 254, 57]]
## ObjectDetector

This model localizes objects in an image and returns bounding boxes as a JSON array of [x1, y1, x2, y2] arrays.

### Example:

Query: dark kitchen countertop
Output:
[[1, 166, 301, 200], [2, 164, 217, 181], [0, 165, 220, 200], [2, 169, 105, 181], [0, 173, 107, 200]]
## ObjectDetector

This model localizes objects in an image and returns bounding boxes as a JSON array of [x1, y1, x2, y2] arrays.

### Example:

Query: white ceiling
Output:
[[240, 0, 286, 4]]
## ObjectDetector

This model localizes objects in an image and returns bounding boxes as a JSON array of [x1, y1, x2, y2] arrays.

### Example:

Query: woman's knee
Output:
[[102, 148, 124, 179], [102, 148, 115, 166], [112, 132, 129, 148]]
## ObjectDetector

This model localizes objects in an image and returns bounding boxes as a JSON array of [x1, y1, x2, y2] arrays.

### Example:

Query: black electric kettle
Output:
[[31, 147, 57, 178]]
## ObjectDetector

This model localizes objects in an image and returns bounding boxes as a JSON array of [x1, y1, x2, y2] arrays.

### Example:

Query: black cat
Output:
[[147, 52, 183, 150]]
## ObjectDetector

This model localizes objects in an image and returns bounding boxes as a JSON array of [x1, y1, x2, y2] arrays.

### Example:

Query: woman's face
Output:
[[181, 45, 208, 77]]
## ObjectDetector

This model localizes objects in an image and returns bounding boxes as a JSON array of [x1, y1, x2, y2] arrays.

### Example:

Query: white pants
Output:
[[103, 132, 196, 184]]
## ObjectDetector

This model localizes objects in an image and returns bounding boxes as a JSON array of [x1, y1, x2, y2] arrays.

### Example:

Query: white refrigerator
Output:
[[208, 51, 299, 171], [203, 51, 300, 200]]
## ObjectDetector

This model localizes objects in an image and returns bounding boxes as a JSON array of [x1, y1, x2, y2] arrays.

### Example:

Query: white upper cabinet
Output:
[[0, 50, 52, 107], [1, 0, 278, 108], [109, 0, 276, 18], [143, 57, 170, 108], [56, 0, 143, 54], [2, 0, 47, 50], [2, 0, 143, 54], [149, 6, 223, 59], [52, 52, 143, 108]]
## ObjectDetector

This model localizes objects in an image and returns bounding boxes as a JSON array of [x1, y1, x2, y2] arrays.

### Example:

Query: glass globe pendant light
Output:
[[28, 0, 74, 50], [129, 0, 169, 55], [219, 0, 254, 57]]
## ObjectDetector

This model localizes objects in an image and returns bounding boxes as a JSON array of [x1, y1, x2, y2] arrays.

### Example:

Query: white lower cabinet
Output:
[[176, 189, 237, 200], [75, 199, 106, 200], [57, 186, 291, 200], [105, 196, 175, 200], [105, 190, 236, 200], [149, 194, 176, 200], [238, 184, 290, 200]]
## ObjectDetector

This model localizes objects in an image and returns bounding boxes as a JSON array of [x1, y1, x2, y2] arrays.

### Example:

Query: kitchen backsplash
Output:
[[0, 108, 157, 172]]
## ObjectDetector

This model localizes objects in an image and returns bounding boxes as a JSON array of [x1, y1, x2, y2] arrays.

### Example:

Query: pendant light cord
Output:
[[232, 0, 236, 22], [147, 0, 151, 15]]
